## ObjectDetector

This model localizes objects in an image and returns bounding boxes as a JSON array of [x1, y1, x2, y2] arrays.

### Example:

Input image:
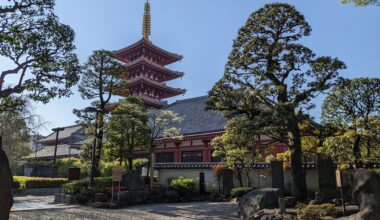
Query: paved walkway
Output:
[[10, 196, 239, 220]]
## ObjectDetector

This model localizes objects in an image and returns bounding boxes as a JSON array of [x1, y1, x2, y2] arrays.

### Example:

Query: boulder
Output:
[[165, 190, 179, 202], [338, 169, 380, 220], [119, 190, 149, 205], [94, 193, 108, 203], [238, 188, 283, 219]]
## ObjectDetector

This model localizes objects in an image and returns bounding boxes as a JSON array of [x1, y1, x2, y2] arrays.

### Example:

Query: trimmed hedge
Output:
[[62, 177, 112, 194], [13, 176, 68, 189], [169, 176, 197, 196], [230, 187, 253, 198]]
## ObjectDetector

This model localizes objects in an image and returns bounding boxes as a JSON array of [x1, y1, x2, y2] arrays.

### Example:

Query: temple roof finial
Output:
[[142, 0, 151, 40]]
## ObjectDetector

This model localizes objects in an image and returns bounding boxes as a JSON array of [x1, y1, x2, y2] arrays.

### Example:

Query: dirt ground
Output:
[[10, 196, 239, 220]]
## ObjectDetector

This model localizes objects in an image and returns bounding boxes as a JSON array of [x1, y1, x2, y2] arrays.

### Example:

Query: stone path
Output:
[[10, 196, 239, 220]]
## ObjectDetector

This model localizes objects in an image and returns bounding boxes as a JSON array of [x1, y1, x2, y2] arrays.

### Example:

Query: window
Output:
[[181, 151, 203, 162], [156, 152, 174, 163]]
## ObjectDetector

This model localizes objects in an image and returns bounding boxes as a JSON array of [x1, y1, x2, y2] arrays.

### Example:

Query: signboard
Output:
[[112, 166, 123, 182], [335, 169, 342, 187]]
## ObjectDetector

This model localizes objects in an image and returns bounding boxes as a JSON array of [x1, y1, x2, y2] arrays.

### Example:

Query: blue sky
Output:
[[23, 0, 380, 135]]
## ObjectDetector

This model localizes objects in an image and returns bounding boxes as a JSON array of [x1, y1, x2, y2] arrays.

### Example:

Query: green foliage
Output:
[[341, 0, 379, 6], [374, 168, 380, 176], [321, 78, 380, 164], [296, 203, 336, 220], [75, 188, 95, 204], [230, 187, 253, 198], [0, 110, 32, 170], [13, 176, 67, 189], [74, 50, 128, 177], [133, 158, 149, 172], [169, 176, 197, 196], [105, 97, 150, 171], [56, 158, 81, 177], [0, 0, 80, 105], [62, 176, 112, 195], [212, 118, 267, 187], [206, 3, 346, 201]]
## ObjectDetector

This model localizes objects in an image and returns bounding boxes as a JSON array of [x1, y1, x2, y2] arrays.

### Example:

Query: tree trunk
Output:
[[235, 165, 243, 187], [353, 135, 362, 167], [0, 144, 14, 220], [127, 157, 133, 171], [94, 114, 104, 177], [288, 117, 308, 202], [366, 139, 371, 158], [244, 169, 252, 187]]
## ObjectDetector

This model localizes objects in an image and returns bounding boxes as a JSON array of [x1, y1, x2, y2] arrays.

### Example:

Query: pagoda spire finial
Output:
[[142, 0, 151, 40]]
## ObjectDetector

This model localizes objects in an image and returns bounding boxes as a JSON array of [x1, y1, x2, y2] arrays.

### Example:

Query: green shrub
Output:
[[169, 176, 197, 196], [13, 176, 68, 189], [62, 177, 112, 194], [56, 158, 81, 177], [133, 158, 149, 171], [296, 203, 336, 220], [374, 168, 380, 176], [75, 188, 95, 204], [231, 187, 253, 198]]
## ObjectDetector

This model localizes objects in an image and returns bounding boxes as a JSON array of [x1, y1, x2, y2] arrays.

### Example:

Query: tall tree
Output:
[[321, 78, 380, 165], [105, 97, 150, 171], [75, 50, 127, 177], [0, 0, 80, 217], [207, 3, 346, 201], [147, 109, 183, 189]]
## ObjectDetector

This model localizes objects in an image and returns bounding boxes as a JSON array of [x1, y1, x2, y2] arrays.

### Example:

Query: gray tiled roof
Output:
[[163, 96, 227, 136], [23, 144, 82, 160], [38, 125, 83, 143]]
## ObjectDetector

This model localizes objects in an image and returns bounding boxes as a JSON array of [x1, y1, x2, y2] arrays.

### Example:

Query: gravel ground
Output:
[[10, 196, 239, 220]]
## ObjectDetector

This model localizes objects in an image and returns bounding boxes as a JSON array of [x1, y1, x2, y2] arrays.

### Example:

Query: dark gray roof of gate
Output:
[[162, 96, 227, 136]]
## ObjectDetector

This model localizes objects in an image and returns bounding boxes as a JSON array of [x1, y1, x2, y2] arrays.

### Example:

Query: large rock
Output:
[[119, 190, 149, 205], [338, 169, 380, 220], [238, 188, 283, 219]]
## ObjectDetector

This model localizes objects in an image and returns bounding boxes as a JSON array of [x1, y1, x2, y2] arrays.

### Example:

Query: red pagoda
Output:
[[113, 0, 185, 108]]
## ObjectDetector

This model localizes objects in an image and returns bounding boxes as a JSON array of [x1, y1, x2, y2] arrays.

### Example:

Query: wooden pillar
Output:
[[202, 139, 211, 162], [174, 141, 181, 162]]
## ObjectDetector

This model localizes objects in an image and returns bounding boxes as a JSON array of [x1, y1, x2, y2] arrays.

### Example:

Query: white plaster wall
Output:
[[158, 168, 322, 193]]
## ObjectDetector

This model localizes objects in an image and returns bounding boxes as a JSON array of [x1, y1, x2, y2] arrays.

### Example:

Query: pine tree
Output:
[[207, 3, 346, 201]]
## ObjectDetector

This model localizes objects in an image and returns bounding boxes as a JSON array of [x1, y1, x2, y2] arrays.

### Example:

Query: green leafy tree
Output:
[[147, 109, 183, 189], [0, 0, 80, 217], [207, 3, 346, 201], [0, 108, 37, 170], [74, 50, 127, 177], [341, 0, 379, 6], [321, 78, 380, 165], [105, 97, 150, 171], [212, 117, 264, 187]]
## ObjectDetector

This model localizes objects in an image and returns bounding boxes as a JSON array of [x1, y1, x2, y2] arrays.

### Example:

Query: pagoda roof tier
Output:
[[114, 38, 183, 66], [136, 95, 166, 108], [127, 76, 186, 98], [126, 57, 184, 82]]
